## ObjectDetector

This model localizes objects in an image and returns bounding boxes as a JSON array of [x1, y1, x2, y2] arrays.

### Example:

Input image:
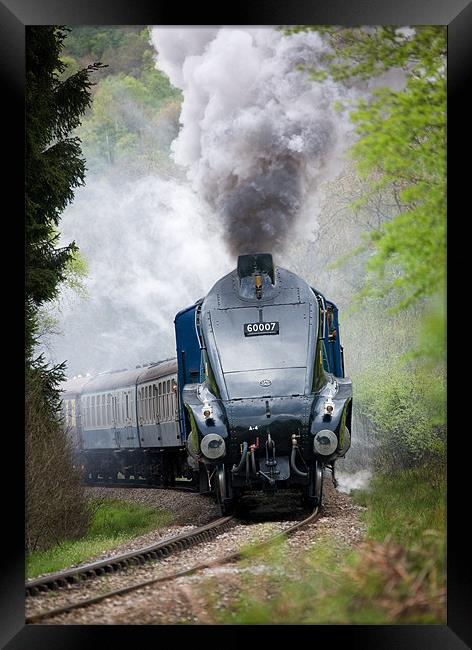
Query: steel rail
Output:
[[25, 515, 234, 598], [84, 481, 198, 491], [26, 506, 320, 624]]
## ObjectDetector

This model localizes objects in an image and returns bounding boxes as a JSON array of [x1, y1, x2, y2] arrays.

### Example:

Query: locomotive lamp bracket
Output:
[[324, 397, 335, 416], [202, 401, 213, 419]]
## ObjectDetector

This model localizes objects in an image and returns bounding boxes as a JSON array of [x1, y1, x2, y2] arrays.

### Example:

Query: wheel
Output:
[[215, 464, 234, 515], [303, 460, 324, 510]]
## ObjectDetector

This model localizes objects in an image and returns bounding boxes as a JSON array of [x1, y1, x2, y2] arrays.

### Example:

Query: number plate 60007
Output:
[[244, 322, 279, 336]]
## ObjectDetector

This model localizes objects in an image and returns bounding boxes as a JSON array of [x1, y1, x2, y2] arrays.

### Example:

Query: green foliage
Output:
[[25, 26, 103, 360], [26, 362, 90, 552], [286, 26, 446, 311], [355, 360, 445, 468], [89, 499, 172, 537], [348, 289, 445, 468], [78, 72, 180, 174], [62, 26, 182, 176], [26, 499, 173, 578], [63, 27, 153, 77], [63, 248, 89, 296], [360, 463, 445, 545]]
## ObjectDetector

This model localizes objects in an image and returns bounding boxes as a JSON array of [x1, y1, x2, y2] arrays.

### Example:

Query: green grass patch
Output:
[[358, 462, 446, 546], [26, 499, 173, 579]]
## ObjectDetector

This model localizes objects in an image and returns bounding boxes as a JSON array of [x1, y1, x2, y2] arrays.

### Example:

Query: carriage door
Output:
[[112, 394, 121, 448], [123, 390, 136, 447], [153, 384, 162, 445]]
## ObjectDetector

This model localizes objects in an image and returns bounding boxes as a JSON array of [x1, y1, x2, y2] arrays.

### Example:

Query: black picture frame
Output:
[[2, 0, 467, 647]]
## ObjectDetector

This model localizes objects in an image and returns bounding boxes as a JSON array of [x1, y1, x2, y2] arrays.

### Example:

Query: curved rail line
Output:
[[84, 481, 198, 491], [26, 506, 320, 624], [25, 515, 234, 598]]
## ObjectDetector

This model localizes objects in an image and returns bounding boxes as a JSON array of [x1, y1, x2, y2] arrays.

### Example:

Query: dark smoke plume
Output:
[[151, 27, 356, 255]]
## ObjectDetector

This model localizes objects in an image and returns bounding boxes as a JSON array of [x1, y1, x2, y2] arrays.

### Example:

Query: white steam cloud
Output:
[[48, 175, 231, 375], [47, 27, 359, 378], [151, 27, 357, 255], [335, 469, 372, 494]]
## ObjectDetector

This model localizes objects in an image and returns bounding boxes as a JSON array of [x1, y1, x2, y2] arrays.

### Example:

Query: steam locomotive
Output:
[[61, 254, 352, 512]]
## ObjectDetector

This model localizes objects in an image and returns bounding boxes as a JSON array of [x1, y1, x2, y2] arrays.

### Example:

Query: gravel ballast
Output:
[[26, 479, 366, 625]]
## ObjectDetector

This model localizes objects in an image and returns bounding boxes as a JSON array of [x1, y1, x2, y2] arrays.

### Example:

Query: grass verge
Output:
[[201, 462, 446, 624], [26, 499, 173, 579]]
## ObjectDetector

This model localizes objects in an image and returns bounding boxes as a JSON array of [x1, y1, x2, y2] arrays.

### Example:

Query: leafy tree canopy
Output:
[[61, 26, 181, 175], [286, 26, 446, 311]]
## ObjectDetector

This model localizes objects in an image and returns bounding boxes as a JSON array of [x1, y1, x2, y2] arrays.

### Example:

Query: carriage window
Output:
[[98, 395, 105, 425], [151, 386, 155, 423], [97, 395, 101, 427], [116, 395, 121, 426]]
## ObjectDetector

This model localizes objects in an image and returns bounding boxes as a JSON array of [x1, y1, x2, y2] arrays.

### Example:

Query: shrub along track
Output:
[[26, 505, 321, 624]]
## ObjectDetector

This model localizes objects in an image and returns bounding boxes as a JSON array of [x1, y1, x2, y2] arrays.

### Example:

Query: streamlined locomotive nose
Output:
[[177, 253, 352, 512], [226, 396, 312, 456]]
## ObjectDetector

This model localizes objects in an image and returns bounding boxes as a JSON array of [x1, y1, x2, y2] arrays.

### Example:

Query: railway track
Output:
[[26, 506, 321, 624], [84, 480, 197, 491], [25, 515, 234, 598]]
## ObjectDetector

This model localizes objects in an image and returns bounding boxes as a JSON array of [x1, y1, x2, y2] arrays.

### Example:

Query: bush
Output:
[[355, 360, 446, 470], [25, 366, 90, 552]]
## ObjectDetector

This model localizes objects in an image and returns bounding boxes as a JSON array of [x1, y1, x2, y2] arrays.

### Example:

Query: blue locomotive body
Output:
[[177, 253, 352, 512], [61, 253, 351, 509]]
